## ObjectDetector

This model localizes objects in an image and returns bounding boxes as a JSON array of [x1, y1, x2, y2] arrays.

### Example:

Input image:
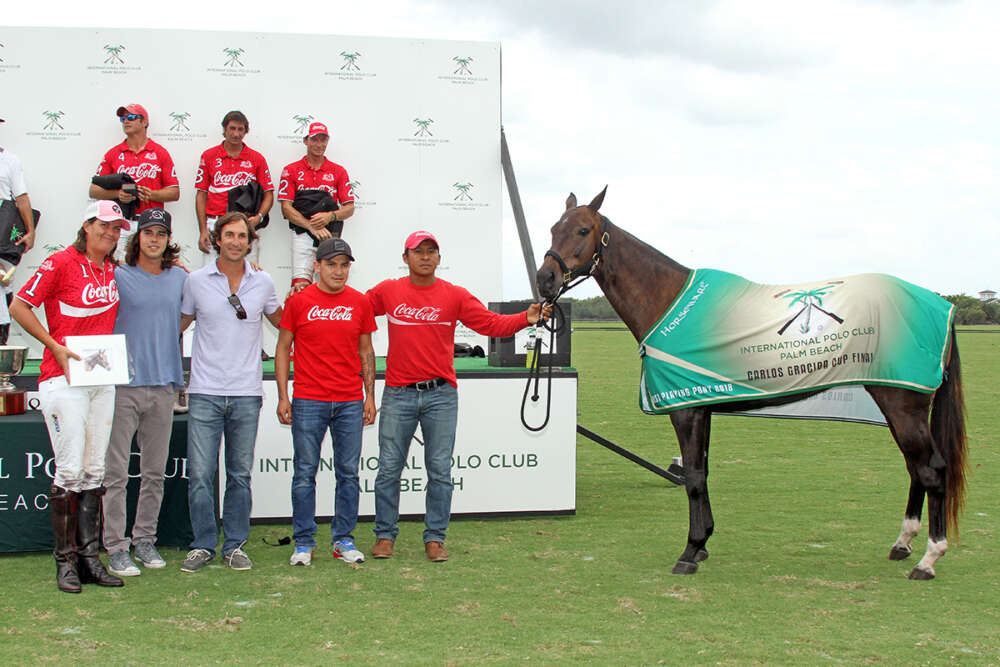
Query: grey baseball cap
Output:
[[316, 238, 354, 261], [136, 208, 172, 233]]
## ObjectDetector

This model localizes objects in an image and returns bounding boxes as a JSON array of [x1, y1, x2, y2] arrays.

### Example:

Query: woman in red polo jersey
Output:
[[9, 200, 129, 593]]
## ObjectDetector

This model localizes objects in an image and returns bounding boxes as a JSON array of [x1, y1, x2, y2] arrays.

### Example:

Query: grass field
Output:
[[1, 328, 997, 664]]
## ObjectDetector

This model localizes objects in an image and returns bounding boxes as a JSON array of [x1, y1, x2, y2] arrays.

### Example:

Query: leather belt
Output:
[[407, 378, 447, 390]]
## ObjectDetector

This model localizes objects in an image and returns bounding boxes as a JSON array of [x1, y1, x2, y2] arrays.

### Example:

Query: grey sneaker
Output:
[[108, 550, 141, 577], [225, 545, 252, 571], [134, 541, 167, 569], [180, 548, 213, 573]]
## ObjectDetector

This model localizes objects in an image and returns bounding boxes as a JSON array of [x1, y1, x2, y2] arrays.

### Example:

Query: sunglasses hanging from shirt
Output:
[[228, 294, 247, 320]]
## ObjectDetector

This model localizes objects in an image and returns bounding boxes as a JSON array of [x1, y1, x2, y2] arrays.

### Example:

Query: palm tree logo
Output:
[[348, 180, 360, 194], [169, 112, 191, 132], [413, 118, 434, 137], [223, 47, 245, 68], [453, 182, 474, 201], [44, 243, 65, 254], [0, 42, 5, 63], [340, 52, 362, 71], [103, 44, 126, 64], [292, 114, 314, 134], [775, 282, 845, 335], [452, 56, 473, 75], [42, 110, 65, 130]]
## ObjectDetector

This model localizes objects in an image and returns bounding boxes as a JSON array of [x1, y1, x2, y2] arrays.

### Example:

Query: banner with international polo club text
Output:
[[639, 269, 954, 414], [0, 27, 502, 357]]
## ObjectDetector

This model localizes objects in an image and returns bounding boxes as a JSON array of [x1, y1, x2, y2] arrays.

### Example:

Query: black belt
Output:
[[406, 378, 447, 390]]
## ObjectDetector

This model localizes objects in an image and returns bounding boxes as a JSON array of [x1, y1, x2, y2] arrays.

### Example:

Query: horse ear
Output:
[[588, 186, 607, 213], [565, 193, 577, 210]]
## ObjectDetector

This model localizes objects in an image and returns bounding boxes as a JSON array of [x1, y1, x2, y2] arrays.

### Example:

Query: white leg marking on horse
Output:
[[914, 538, 948, 576], [892, 518, 920, 551]]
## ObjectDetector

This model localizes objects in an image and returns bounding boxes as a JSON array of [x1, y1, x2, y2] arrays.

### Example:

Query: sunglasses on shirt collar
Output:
[[120, 114, 143, 122], [228, 294, 247, 320]]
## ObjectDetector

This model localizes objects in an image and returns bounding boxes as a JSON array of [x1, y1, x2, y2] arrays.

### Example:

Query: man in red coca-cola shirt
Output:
[[274, 238, 375, 567], [366, 231, 551, 563], [90, 103, 179, 256], [194, 110, 273, 266]]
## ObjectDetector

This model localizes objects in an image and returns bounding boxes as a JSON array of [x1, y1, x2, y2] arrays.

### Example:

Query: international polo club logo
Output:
[[452, 56, 473, 75], [775, 282, 845, 335], [42, 110, 65, 130], [340, 52, 361, 71], [103, 44, 126, 64], [453, 182, 473, 201], [293, 114, 314, 135], [413, 118, 434, 137], [223, 47, 245, 68], [169, 112, 191, 132]]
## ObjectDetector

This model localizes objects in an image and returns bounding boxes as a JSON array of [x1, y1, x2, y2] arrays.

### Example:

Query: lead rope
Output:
[[520, 292, 568, 432]]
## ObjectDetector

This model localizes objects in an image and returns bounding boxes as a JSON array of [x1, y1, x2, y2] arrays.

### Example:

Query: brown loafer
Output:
[[371, 538, 394, 559], [425, 541, 449, 562]]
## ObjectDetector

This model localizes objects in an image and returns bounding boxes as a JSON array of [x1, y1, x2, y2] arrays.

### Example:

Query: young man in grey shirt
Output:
[[103, 208, 187, 576]]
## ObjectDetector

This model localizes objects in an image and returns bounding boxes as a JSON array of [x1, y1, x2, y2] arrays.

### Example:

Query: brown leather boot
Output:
[[49, 486, 82, 594], [76, 487, 124, 587], [425, 541, 449, 562], [371, 538, 394, 559]]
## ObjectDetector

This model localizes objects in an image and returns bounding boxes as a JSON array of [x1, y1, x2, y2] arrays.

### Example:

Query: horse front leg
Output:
[[669, 407, 713, 575]]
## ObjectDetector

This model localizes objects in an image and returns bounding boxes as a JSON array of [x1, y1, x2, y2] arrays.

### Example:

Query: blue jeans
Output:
[[186, 393, 262, 556], [374, 383, 458, 543], [291, 398, 364, 547]]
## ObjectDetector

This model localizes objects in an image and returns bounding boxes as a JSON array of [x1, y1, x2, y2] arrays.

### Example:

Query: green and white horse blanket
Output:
[[639, 270, 954, 414]]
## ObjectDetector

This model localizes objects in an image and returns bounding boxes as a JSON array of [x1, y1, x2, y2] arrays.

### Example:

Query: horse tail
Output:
[[931, 324, 968, 541]]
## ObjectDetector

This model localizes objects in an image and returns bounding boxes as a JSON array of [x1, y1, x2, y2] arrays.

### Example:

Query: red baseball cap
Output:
[[116, 103, 149, 121], [84, 200, 131, 230], [404, 230, 439, 251], [306, 122, 329, 138]]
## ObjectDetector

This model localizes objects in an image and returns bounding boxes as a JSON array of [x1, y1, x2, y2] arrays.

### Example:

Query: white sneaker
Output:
[[333, 538, 365, 564], [290, 546, 314, 566]]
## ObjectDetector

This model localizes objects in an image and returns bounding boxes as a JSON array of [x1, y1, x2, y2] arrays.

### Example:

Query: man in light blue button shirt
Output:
[[179, 212, 282, 573], [103, 208, 186, 577]]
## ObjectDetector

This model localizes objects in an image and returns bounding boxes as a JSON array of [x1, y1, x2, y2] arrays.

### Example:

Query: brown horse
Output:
[[536, 188, 968, 580]]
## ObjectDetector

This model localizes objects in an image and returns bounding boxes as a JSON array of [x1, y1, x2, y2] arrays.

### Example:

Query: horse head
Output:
[[536, 187, 608, 300]]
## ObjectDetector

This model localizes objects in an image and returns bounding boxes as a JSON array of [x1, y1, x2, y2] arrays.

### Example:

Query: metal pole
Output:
[[577, 425, 686, 486], [501, 126, 541, 301]]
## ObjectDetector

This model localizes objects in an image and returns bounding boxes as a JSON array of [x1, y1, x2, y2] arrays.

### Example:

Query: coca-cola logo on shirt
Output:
[[81, 281, 119, 305], [392, 304, 442, 322], [213, 172, 255, 188], [118, 164, 162, 180], [307, 305, 354, 321]]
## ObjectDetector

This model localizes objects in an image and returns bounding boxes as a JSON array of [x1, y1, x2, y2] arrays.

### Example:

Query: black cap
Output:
[[316, 238, 355, 262], [135, 208, 172, 233]]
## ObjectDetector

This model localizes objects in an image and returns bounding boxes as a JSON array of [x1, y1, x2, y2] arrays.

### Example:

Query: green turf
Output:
[[0, 329, 997, 663]]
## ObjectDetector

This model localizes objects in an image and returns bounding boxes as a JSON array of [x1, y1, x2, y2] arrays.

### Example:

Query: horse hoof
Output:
[[672, 560, 698, 575], [907, 567, 935, 581], [888, 546, 912, 561], [695, 549, 709, 563]]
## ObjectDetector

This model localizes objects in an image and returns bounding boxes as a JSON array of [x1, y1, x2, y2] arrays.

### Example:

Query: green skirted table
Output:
[[0, 410, 194, 552]]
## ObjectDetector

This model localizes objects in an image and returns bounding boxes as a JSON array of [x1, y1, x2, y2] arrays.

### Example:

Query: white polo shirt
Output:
[[181, 259, 280, 396]]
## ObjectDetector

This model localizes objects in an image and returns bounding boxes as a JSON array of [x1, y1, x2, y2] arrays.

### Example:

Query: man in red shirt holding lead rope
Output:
[[366, 231, 551, 562]]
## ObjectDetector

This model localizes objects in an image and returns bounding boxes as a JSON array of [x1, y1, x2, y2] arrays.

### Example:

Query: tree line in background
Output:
[[943, 294, 1000, 325], [511, 295, 999, 325]]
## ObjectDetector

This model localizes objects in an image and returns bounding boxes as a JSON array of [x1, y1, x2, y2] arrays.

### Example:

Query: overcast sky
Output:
[[7, 0, 999, 300]]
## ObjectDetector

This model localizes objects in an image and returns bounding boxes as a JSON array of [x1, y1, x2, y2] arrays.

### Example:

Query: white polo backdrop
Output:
[[1, 26, 503, 355]]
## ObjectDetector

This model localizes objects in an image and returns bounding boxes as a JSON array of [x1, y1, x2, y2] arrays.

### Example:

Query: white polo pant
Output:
[[38, 376, 116, 492]]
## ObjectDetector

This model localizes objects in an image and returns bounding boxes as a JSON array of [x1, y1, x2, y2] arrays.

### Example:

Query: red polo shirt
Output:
[[96, 138, 179, 215], [277, 157, 354, 205], [194, 143, 274, 217]]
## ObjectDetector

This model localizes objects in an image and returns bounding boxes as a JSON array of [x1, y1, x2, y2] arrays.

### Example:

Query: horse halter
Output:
[[543, 215, 611, 298]]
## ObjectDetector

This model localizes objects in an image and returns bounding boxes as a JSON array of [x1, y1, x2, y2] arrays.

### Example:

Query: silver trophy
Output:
[[0, 345, 29, 415]]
